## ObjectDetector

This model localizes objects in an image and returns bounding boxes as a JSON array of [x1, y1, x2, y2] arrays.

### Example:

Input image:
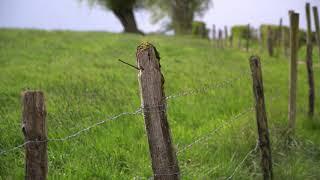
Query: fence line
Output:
[[0, 71, 250, 157]]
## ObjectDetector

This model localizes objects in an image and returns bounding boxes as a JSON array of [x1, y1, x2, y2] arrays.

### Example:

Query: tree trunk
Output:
[[172, 0, 193, 35], [112, 8, 143, 35]]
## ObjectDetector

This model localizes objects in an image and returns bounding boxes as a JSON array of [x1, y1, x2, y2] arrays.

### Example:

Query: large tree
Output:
[[85, 0, 144, 34], [145, 0, 211, 35]]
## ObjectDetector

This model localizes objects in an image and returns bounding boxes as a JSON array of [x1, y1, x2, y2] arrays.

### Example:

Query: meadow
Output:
[[0, 29, 320, 179]]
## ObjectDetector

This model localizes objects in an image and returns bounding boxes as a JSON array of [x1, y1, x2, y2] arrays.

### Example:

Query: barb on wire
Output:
[[0, 108, 142, 156], [226, 140, 259, 179], [177, 106, 254, 154]]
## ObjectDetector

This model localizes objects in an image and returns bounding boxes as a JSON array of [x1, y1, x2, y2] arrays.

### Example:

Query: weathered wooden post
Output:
[[230, 33, 233, 48], [306, 3, 315, 117], [218, 29, 223, 49], [246, 24, 250, 52], [224, 26, 228, 47], [267, 27, 274, 57], [249, 56, 273, 180], [278, 18, 283, 56], [212, 24, 216, 47], [313, 6, 320, 62], [22, 91, 48, 180], [136, 42, 180, 180], [288, 11, 299, 135]]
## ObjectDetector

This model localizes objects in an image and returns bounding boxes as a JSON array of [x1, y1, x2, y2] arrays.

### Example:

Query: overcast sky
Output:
[[1, 0, 320, 33]]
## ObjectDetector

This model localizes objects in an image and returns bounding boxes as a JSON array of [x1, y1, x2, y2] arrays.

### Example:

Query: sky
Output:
[[0, 0, 320, 33]]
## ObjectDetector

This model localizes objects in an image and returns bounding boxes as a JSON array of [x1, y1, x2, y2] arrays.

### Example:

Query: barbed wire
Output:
[[0, 108, 142, 156], [1, 71, 250, 156], [166, 70, 251, 101], [226, 140, 259, 179], [177, 106, 254, 154]]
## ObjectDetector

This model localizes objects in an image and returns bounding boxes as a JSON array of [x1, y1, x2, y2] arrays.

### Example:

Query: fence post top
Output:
[[21, 90, 44, 96], [249, 56, 261, 63]]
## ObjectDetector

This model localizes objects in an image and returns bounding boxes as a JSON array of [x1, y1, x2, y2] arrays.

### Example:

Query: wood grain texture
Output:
[[22, 91, 47, 180], [288, 12, 299, 134], [313, 6, 320, 62], [136, 42, 180, 180], [249, 56, 273, 180], [306, 3, 315, 117]]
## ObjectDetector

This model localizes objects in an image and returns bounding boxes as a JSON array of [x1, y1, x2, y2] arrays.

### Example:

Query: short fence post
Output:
[[313, 6, 320, 62], [22, 91, 48, 180], [136, 42, 180, 180], [249, 56, 273, 180], [288, 11, 299, 135], [306, 3, 315, 117]]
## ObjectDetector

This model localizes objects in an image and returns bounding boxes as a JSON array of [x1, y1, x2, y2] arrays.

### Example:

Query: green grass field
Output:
[[1, 29, 320, 179]]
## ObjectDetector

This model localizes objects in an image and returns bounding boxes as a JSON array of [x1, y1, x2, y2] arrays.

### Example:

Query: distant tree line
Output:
[[83, 0, 211, 35]]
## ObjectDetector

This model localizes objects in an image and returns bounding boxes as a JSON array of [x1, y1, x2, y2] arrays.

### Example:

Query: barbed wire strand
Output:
[[0, 108, 142, 156], [226, 140, 259, 180], [177, 106, 254, 154], [166, 70, 251, 101]]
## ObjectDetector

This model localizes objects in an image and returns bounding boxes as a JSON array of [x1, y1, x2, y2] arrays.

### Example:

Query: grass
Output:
[[0, 28, 320, 179]]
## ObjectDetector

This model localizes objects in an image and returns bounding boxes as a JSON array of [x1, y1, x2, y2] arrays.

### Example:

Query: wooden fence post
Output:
[[313, 6, 320, 62], [278, 18, 283, 56], [22, 91, 47, 180], [288, 11, 299, 134], [306, 3, 315, 117], [224, 26, 228, 47], [136, 42, 180, 180], [267, 27, 274, 57], [249, 56, 273, 180], [212, 24, 216, 47], [246, 24, 250, 52], [218, 29, 223, 49]]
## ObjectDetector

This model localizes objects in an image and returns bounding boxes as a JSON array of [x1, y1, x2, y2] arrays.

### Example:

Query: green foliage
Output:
[[191, 21, 208, 38], [231, 25, 250, 39], [1, 29, 320, 179], [144, 0, 211, 30], [85, 0, 140, 10]]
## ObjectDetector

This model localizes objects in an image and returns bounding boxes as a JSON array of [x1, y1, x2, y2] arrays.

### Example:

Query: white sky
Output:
[[0, 0, 320, 33]]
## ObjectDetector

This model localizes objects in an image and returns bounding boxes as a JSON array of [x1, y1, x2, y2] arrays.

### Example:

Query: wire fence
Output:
[[0, 69, 250, 156], [0, 65, 287, 179]]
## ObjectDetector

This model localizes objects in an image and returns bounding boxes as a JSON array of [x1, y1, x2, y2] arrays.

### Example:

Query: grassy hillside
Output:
[[0, 29, 320, 179]]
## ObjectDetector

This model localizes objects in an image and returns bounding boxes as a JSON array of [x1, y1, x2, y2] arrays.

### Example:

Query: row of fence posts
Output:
[[21, 46, 273, 180], [20, 7, 313, 180], [211, 4, 320, 61]]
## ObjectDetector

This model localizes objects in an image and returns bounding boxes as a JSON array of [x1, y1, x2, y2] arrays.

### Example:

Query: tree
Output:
[[84, 0, 144, 34], [144, 0, 211, 35]]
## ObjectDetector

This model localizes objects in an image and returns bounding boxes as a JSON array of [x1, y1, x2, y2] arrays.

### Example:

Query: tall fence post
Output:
[[136, 42, 180, 180], [267, 27, 274, 57], [218, 29, 223, 49], [22, 91, 48, 180], [212, 24, 216, 48], [249, 56, 273, 180], [288, 11, 299, 135], [246, 24, 250, 52], [278, 18, 283, 56], [306, 3, 315, 117], [224, 26, 228, 48], [313, 6, 320, 62]]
